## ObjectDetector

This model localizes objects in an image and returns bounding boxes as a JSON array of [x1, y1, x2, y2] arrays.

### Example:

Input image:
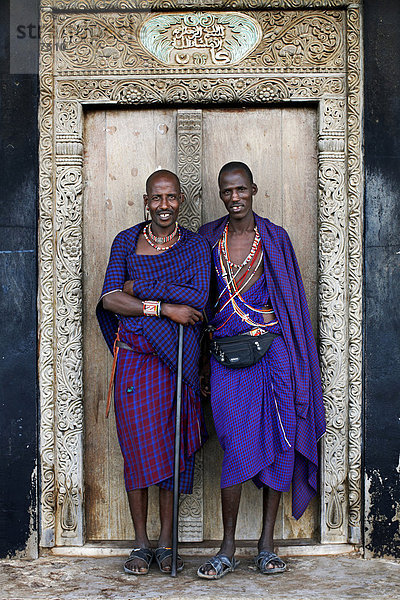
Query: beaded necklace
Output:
[[148, 222, 178, 244], [143, 223, 181, 251], [220, 222, 260, 270], [214, 226, 277, 330]]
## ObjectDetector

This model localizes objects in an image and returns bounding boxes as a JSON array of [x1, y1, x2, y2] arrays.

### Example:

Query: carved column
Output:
[[54, 101, 85, 545], [39, 5, 56, 548], [318, 98, 348, 543], [177, 109, 203, 232], [346, 5, 363, 546], [176, 109, 204, 540], [179, 452, 204, 542]]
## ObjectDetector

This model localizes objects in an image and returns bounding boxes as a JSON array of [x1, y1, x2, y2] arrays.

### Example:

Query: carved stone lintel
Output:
[[54, 10, 345, 75], [56, 76, 345, 104]]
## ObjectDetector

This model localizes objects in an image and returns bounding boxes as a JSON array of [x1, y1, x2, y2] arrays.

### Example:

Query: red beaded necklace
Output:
[[220, 222, 260, 270], [147, 222, 178, 244], [143, 223, 181, 251]]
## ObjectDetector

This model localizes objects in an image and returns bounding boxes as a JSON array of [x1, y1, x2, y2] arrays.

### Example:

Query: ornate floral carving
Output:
[[54, 159, 84, 545], [317, 156, 347, 541], [39, 5, 57, 549], [254, 11, 344, 70], [346, 5, 363, 545], [56, 101, 82, 136], [322, 98, 345, 132], [177, 110, 202, 232], [38, 0, 363, 548], [56, 75, 345, 104], [54, 10, 344, 75]]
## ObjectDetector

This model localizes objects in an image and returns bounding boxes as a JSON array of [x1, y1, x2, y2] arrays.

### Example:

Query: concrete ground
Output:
[[1, 553, 400, 600]]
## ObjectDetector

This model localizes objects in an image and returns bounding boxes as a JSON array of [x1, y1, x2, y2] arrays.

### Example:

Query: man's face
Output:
[[219, 168, 257, 221], [144, 173, 183, 230]]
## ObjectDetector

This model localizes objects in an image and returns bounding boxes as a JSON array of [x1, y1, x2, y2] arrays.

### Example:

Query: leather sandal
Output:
[[154, 547, 184, 573], [197, 554, 239, 580], [254, 550, 286, 575], [124, 547, 153, 575]]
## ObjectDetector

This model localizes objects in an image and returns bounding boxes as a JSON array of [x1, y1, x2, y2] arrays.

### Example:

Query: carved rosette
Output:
[[177, 110, 202, 232], [38, 0, 363, 548]]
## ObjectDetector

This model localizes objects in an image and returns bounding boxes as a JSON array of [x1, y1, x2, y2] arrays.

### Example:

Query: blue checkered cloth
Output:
[[96, 222, 211, 492], [199, 213, 326, 519], [96, 222, 211, 392]]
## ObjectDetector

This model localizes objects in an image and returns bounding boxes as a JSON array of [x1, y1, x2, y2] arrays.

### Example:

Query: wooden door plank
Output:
[[202, 107, 318, 541], [281, 107, 319, 540], [83, 108, 177, 541], [83, 109, 111, 540], [202, 108, 283, 225], [202, 108, 283, 540]]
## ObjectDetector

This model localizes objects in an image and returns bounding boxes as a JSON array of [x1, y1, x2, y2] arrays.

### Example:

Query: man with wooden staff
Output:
[[96, 169, 210, 575], [197, 162, 326, 579]]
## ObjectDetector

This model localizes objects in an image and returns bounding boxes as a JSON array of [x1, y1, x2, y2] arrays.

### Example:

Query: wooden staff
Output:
[[171, 323, 184, 577]]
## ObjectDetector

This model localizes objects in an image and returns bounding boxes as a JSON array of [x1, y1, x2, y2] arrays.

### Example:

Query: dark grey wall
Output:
[[364, 0, 400, 558], [0, 0, 39, 557]]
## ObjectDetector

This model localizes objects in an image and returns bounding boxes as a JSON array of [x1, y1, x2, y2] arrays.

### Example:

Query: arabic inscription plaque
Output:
[[139, 12, 262, 67]]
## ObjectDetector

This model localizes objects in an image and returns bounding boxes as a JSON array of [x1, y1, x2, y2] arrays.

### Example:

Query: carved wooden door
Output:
[[83, 105, 319, 542]]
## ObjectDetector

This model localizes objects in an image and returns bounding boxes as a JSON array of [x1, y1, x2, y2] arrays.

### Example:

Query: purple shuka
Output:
[[199, 213, 326, 519], [96, 223, 211, 493]]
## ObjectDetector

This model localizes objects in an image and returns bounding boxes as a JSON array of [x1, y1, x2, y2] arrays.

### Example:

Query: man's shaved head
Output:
[[218, 162, 254, 187], [145, 169, 181, 196]]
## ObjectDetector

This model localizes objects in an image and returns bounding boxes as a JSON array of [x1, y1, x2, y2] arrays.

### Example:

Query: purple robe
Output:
[[199, 213, 326, 519]]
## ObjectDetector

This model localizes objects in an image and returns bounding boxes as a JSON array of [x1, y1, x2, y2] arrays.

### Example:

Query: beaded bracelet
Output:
[[142, 300, 161, 317]]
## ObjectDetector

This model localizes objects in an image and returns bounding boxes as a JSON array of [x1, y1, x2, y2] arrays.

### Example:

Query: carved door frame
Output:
[[38, 0, 363, 548]]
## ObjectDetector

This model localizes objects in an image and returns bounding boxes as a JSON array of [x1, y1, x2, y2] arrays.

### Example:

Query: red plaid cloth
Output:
[[97, 223, 211, 492], [114, 334, 205, 493]]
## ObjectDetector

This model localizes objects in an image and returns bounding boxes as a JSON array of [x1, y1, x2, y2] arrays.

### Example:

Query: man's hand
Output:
[[161, 303, 203, 326], [123, 280, 134, 296]]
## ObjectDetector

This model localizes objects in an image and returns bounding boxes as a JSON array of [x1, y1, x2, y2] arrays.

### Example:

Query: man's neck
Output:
[[228, 211, 255, 234]]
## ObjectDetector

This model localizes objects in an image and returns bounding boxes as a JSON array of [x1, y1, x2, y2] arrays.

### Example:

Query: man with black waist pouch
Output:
[[197, 161, 326, 580]]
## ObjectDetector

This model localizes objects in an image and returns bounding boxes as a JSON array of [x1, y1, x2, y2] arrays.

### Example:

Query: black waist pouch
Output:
[[210, 330, 278, 369]]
